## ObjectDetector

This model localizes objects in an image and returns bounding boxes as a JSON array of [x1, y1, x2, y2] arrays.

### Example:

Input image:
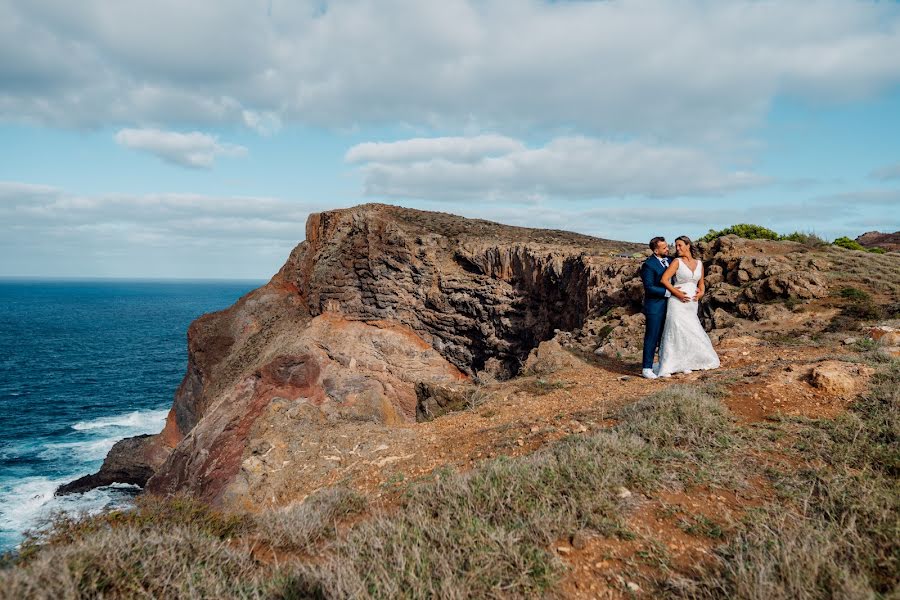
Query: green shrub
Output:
[[838, 287, 870, 301], [780, 231, 827, 247], [833, 287, 883, 322], [868, 246, 887, 254], [833, 236, 867, 251], [699, 224, 781, 243]]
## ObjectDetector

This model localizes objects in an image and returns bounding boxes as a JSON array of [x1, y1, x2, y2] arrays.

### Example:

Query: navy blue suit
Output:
[[640, 256, 670, 369]]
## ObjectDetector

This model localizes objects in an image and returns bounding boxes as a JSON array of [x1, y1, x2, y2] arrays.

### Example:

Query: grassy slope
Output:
[[2, 354, 896, 599]]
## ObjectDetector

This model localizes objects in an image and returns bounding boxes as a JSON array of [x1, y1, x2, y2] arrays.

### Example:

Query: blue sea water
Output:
[[0, 278, 264, 552]]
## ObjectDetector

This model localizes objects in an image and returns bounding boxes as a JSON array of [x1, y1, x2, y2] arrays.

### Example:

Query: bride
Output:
[[656, 235, 720, 377]]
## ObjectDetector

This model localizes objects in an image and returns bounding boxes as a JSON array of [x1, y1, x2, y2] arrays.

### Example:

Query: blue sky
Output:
[[1, 0, 899, 279]]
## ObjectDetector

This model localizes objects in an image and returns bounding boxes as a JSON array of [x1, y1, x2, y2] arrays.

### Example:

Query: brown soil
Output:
[[228, 324, 883, 597]]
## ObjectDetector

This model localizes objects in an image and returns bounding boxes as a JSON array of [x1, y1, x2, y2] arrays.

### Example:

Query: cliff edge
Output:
[[58, 203, 898, 509]]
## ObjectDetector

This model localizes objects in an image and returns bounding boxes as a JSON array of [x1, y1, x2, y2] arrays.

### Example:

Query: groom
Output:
[[640, 236, 671, 379]]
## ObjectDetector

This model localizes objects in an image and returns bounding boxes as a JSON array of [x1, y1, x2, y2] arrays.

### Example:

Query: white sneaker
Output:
[[642, 368, 658, 379]]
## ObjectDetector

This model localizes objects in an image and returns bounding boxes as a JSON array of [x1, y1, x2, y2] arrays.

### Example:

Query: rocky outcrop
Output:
[[856, 231, 900, 253], [63, 208, 890, 503], [63, 204, 641, 502], [56, 435, 167, 495], [147, 313, 467, 501], [696, 235, 831, 327], [810, 361, 875, 397]]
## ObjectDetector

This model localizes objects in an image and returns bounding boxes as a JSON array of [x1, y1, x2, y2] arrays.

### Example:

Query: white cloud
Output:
[[421, 187, 900, 244], [346, 135, 524, 164], [0, 181, 61, 201], [114, 128, 247, 169], [0, 180, 328, 278], [870, 162, 900, 181], [348, 135, 768, 201], [1, 178, 896, 278], [2, 1, 900, 142], [241, 110, 282, 136], [812, 188, 900, 207]]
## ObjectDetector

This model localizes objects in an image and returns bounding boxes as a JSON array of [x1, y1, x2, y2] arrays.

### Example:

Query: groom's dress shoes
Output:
[[642, 368, 658, 379]]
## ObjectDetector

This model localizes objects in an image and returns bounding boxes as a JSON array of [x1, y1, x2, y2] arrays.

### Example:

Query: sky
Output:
[[1, 0, 900, 279]]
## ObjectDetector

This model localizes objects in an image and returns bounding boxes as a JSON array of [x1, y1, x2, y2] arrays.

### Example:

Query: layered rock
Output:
[[591, 235, 836, 359], [65, 208, 891, 504], [698, 235, 830, 321], [62, 204, 641, 502]]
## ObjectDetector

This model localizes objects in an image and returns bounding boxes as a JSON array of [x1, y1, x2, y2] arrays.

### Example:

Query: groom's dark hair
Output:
[[648, 236, 666, 250]]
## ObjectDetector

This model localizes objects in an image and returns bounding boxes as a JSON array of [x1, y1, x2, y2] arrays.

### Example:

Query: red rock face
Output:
[[146, 312, 468, 502], [149, 354, 324, 502], [70, 206, 872, 503], [136, 205, 645, 502], [856, 231, 900, 253]]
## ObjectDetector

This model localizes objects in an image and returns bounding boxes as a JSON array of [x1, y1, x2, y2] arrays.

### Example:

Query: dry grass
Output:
[[0, 526, 278, 600], [673, 360, 899, 599], [284, 385, 743, 599], [9, 493, 248, 566], [0, 385, 747, 599], [824, 247, 900, 295], [254, 487, 366, 552], [3, 364, 896, 599]]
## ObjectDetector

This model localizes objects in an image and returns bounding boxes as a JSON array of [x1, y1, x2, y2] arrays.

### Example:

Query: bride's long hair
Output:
[[675, 235, 696, 259]]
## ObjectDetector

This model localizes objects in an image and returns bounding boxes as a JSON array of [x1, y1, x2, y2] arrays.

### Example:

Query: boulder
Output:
[[416, 381, 476, 421], [523, 339, 583, 375], [810, 361, 874, 397], [869, 326, 900, 346], [710, 307, 737, 329], [56, 434, 167, 495]]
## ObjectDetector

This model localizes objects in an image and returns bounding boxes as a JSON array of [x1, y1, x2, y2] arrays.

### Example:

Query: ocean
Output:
[[0, 278, 264, 552]]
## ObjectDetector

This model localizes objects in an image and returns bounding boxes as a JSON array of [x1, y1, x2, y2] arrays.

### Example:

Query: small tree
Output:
[[699, 224, 781, 243]]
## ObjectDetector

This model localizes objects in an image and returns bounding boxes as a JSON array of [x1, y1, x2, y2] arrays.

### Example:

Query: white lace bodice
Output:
[[673, 258, 702, 287]]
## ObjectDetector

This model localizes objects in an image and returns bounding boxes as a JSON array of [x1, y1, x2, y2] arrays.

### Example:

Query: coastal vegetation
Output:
[[699, 224, 889, 253], [2, 356, 896, 599]]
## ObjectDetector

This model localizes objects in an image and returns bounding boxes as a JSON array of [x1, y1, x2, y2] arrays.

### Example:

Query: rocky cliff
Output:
[[856, 230, 900, 253], [59, 204, 644, 503], [61, 203, 888, 506]]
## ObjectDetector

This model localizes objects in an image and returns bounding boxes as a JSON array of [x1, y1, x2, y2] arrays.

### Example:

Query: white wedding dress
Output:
[[656, 258, 720, 377]]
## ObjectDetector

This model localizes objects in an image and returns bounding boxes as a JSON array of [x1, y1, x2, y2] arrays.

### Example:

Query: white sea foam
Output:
[[40, 408, 167, 463], [72, 409, 168, 432], [38, 436, 127, 462], [0, 407, 169, 551], [0, 476, 138, 550]]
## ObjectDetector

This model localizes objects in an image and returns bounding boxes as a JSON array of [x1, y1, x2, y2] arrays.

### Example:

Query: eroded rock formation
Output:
[[61, 204, 642, 502], [55, 435, 164, 495], [58, 206, 863, 504]]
